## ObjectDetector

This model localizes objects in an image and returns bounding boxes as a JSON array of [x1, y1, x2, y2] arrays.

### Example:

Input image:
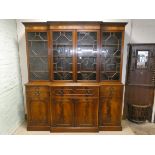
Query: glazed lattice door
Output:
[[77, 31, 98, 81], [27, 32, 49, 81], [101, 31, 122, 81], [52, 31, 74, 81]]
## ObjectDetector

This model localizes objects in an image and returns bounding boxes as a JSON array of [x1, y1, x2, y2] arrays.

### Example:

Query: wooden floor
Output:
[[13, 120, 155, 135]]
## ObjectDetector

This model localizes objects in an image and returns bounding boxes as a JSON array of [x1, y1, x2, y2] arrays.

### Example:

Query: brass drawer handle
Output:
[[34, 91, 40, 96], [86, 90, 91, 94], [59, 90, 64, 95], [71, 87, 76, 94]]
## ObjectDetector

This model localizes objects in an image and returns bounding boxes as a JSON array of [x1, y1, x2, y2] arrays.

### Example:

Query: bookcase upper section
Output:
[[23, 21, 127, 82]]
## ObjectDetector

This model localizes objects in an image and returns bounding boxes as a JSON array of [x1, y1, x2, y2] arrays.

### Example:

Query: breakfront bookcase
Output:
[[24, 21, 127, 132]]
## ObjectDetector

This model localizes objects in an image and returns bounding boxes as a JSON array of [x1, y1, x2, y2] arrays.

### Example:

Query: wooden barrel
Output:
[[127, 104, 152, 123]]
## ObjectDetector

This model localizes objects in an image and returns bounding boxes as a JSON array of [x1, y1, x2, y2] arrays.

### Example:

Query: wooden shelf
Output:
[[101, 71, 120, 73], [77, 56, 97, 58], [54, 71, 73, 73], [100, 56, 120, 58], [78, 44, 97, 46], [28, 40, 48, 42], [78, 71, 96, 73], [53, 44, 72, 46], [53, 56, 72, 58], [30, 56, 48, 58], [30, 71, 48, 72], [102, 44, 121, 46]]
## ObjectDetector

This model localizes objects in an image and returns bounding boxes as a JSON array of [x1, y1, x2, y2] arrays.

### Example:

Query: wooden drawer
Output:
[[26, 91, 50, 98], [52, 86, 99, 97], [26, 86, 50, 98], [26, 86, 49, 92], [100, 85, 123, 98]]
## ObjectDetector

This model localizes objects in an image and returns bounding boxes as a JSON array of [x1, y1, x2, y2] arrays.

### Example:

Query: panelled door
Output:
[[26, 87, 50, 126], [75, 98, 99, 127], [51, 98, 74, 127], [51, 98, 99, 127]]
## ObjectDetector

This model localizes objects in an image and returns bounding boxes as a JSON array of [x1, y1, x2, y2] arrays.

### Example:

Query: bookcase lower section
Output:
[[25, 83, 123, 132]]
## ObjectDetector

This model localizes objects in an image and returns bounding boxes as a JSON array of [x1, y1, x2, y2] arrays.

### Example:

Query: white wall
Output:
[[131, 19, 155, 43], [0, 20, 25, 134]]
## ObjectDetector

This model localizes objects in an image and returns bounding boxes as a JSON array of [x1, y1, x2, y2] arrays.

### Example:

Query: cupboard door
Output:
[[27, 32, 49, 81], [52, 31, 74, 81], [75, 98, 98, 127], [27, 97, 50, 126], [99, 97, 122, 126], [51, 98, 74, 127]]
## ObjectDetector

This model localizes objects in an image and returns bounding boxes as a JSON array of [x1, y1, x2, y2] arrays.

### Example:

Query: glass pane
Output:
[[30, 57, 48, 71], [77, 32, 97, 80], [54, 72, 72, 80], [30, 72, 49, 81], [53, 32, 73, 80], [137, 51, 148, 69], [101, 32, 122, 81], [27, 32, 49, 80]]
